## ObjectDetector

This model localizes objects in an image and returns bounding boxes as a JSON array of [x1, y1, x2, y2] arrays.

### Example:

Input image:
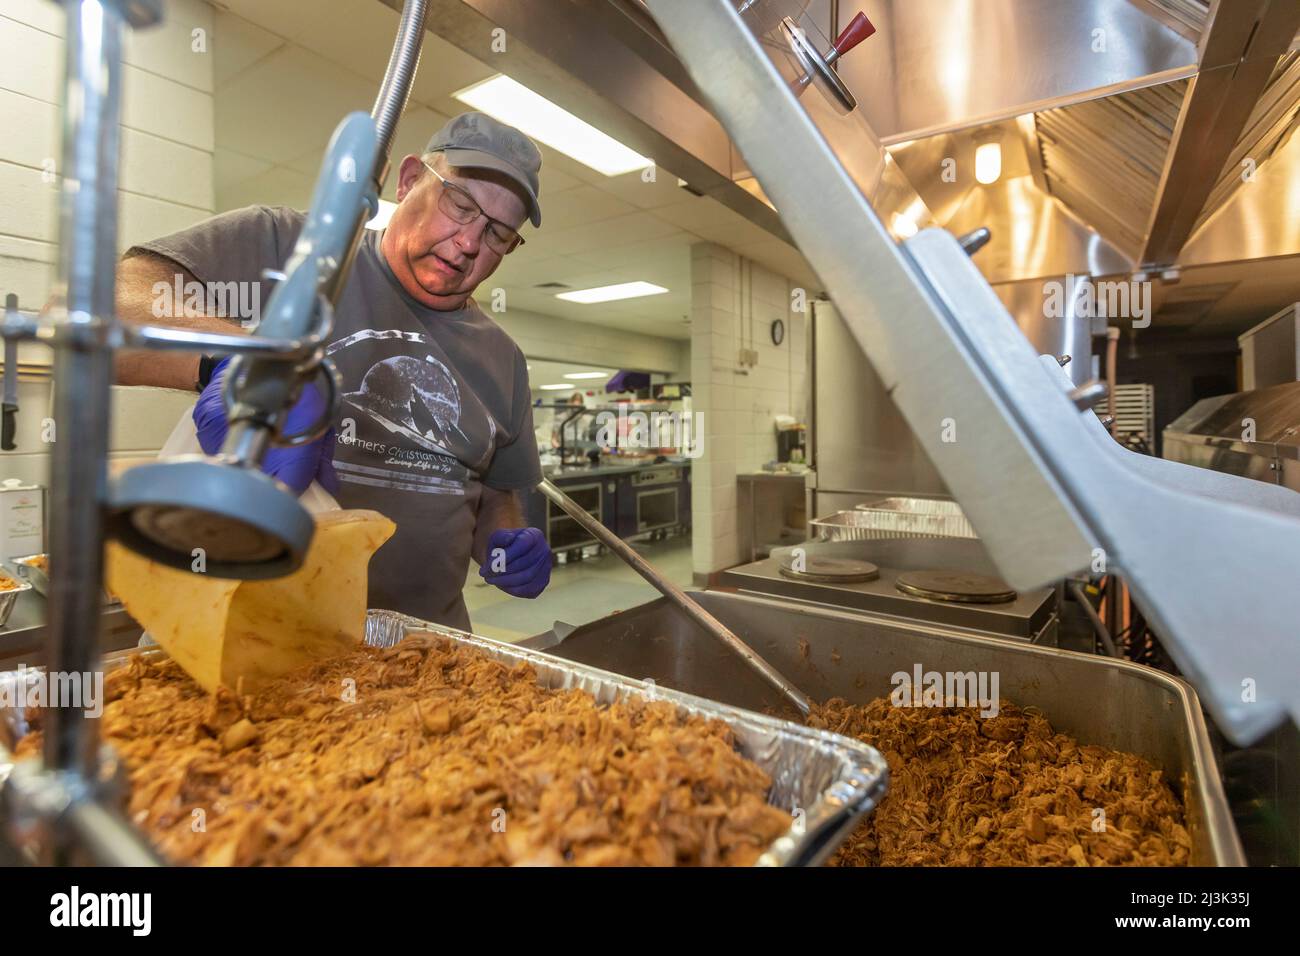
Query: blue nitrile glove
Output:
[[479, 527, 551, 598], [193, 357, 338, 495]]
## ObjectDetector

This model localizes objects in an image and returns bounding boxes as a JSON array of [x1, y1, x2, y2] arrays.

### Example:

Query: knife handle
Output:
[[1, 405, 15, 451]]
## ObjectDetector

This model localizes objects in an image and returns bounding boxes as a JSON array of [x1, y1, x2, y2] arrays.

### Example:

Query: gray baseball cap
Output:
[[426, 112, 543, 227]]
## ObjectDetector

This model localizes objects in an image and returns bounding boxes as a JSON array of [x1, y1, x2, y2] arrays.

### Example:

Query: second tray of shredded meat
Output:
[[806, 698, 1191, 866]]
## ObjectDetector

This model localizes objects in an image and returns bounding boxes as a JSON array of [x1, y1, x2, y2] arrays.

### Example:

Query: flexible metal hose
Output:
[[319, 0, 428, 307], [1069, 581, 1119, 658], [371, 0, 430, 183]]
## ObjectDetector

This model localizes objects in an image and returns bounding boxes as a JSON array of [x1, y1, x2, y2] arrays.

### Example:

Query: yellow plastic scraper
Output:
[[106, 509, 396, 693]]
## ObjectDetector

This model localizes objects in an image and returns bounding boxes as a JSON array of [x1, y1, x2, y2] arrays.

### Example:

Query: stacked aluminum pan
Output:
[[7, 553, 120, 606], [811, 496, 977, 542], [0, 608, 889, 867], [0, 570, 31, 628]]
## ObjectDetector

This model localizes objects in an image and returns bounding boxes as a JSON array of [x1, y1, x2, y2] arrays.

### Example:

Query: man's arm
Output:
[[112, 252, 248, 389], [471, 486, 526, 566]]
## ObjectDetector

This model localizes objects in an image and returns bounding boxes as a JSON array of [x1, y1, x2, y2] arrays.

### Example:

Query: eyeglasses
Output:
[[421, 160, 525, 255]]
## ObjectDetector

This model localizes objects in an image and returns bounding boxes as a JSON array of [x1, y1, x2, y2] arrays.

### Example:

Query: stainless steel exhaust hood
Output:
[[833, 0, 1200, 143], [399, 0, 1300, 338]]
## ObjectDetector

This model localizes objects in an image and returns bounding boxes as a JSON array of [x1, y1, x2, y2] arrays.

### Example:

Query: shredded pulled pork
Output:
[[18, 636, 790, 866], [807, 697, 1191, 866]]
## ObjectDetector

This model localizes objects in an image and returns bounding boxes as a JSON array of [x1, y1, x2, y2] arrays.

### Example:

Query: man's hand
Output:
[[479, 527, 551, 598], [193, 357, 338, 495]]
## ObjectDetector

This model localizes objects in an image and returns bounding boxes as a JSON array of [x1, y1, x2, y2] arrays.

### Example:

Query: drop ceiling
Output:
[[207, 0, 815, 341]]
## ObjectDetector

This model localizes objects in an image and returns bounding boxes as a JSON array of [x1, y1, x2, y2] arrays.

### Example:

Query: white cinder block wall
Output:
[[690, 242, 808, 578], [0, 0, 216, 489]]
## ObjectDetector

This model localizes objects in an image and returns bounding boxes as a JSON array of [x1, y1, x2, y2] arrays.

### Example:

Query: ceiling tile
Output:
[[526, 142, 620, 189], [209, 0, 303, 42], [536, 185, 636, 232], [409, 33, 496, 107], [390, 104, 452, 159], [653, 197, 778, 247], [489, 255, 580, 289], [542, 212, 682, 257], [594, 166, 691, 209], [215, 45, 377, 165], [576, 235, 689, 270], [288, 0, 407, 82], [535, 153, 583, 195], [213, 10, 285, 89], [652, 196, 742, 232]]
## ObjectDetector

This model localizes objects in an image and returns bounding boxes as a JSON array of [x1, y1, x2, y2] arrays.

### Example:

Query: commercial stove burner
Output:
[[779, 555, 880, 583], [896, 570, 1017, 604]]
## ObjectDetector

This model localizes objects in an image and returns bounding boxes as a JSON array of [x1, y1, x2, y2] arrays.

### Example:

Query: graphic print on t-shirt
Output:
[[326, 328, 498, 496]]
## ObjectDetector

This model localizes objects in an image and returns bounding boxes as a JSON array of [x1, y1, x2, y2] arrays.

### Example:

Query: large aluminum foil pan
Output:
[[0, 570, 31, 628], [0, 608, 889, 867], [8, 553, 120, 606], [813, 496, 976, 541]]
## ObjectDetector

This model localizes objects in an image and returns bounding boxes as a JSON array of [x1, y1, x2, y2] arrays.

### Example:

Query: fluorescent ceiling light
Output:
[[975, 142, 1002, 185], [540, 383, 576, 390], [365, 198, 397, 230], [454, 75, 653, 176], [564, 371, 610, 380], [556, 281, 668, 304]]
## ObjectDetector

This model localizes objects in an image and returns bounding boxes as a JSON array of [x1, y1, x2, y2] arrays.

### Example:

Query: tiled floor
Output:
[[463, 534, 694, 643]]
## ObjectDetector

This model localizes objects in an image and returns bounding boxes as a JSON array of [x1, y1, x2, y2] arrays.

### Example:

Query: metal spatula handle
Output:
[[537, 478, 810, 713]]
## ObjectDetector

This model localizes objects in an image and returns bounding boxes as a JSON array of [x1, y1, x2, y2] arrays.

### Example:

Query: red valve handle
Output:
[[833, 11, 876, 57]]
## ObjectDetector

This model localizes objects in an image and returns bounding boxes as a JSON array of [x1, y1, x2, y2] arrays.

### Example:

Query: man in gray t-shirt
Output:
[[114, 113, 550, 631]]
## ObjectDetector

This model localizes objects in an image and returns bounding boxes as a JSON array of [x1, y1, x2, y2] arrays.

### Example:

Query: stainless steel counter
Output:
[[735, 470, 808, 482], [0, 593, 142, 667], [543, 459, 692, 480], [737, 471, 810, 562]]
